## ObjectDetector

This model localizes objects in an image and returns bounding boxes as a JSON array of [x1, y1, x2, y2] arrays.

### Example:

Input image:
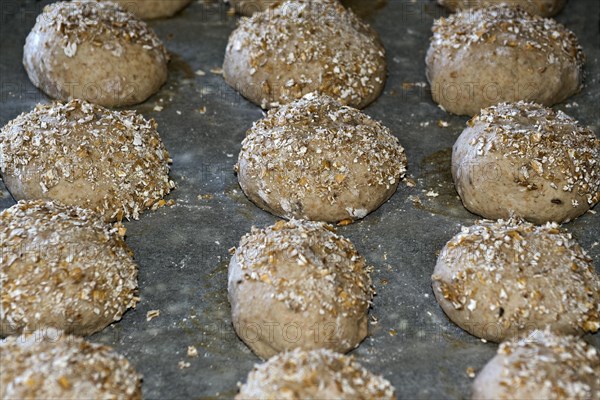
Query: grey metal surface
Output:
[[0, 0, 598, 398]]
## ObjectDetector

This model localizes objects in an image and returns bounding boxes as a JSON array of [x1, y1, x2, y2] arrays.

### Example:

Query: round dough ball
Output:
[[237, 348, 396, 399], [425, 5, 584, 116], [0, 200, 139, 337], [431, 219, 600, 343], [227, 0, 279, 16], [236, 94, 407, 222], [23, 1, 168, 107], [0, 330, 141, 399], [438, 0, 566, 17], [228, 219, 374, 359], [223, 0, 387, 109], [452, 102, 600, 224], [0, 99, 174, 222], [472, 331, 599, 400], [101, 0, 192, 19]]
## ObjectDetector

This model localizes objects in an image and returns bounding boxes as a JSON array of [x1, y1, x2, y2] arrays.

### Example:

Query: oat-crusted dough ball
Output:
[[101, 0, 192, 19], [228, 220, 374, 359], [452, 102, 600, 224], [0, 200, 139, 337], [0, 100, 174, 222], [223, 0, 386, 109], [237, 348, 396, 399], [425, 5, 584, 116], [236, 94, 407, 222], [0, 330, 141, 399], [438, 0, 566, 17], [431, 219, 600, 343], [23, 1, 168, 107], [472, 331, 600, 400]]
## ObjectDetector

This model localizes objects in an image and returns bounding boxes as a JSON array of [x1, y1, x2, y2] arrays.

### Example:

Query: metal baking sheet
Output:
[[1, 0, 598, 398]]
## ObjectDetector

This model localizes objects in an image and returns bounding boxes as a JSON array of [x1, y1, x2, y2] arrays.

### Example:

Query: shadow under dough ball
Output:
[[23, 1, 168, 107], [452, 101, 599, 224], [237, 348, 396, 399], [228, 220, 374, 360], [426, 5, 584, 116], [472, 331, 599, 400], [98, 0, 192, 19], [438, 0, 566, 17], [0, 200, 139, 337], [0, 330, 141, 399], [236, 94, 407, 223], [0, 99, 174, 222], [432, 219, 600, 343], [223, 0, 387, 109]]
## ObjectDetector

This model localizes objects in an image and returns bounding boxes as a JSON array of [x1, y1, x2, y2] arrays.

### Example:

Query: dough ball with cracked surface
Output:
[[0, 200, 139, 337], [223, 0, 386, 109], [432, 219, 600, 343], [438, 0, 566, 17], [23, 1, 168, 107], [100, 0, 192, 19], [237, 348, 396, 399], [0, 99, 174, 222], [472, 331, 599, 400], [452, 102, 599, 224], [426, 5, 584, 116], [236, 94, 407, 223], [228, 220, 374, 359], [0, 330, 141, 399]]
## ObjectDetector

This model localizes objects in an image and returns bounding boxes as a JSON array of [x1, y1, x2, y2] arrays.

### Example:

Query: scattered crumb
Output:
[[405, 177, 416, 187], [564, 102, 579, 108], [337, 219, 353, 226], [197, 194, 213, 200], [187, 346, 198, 358], [419, 121, 430, 127], [591, 242, 599, 249], [210, 67, 223, 75], [388, 329, 398, 336], [480, 338, 488, 343], [408, 195, 422, 206], [370, 315, 379, 325], [198, 106, 207, 114], [153, 105, 163, 112], [178, 360, 191, 369], [176, 110, 182, 115], [146, 310, 160, 322], [425, 190, 439, 198], [195, 69, 206, 76], [437, 120, 449, 128], [588, 209, 597, 215], [466, 367, 476, 378]]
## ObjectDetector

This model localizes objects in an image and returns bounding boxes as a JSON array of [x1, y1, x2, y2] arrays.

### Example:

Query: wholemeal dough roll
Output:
[[23, 1, 168, 107], [438, 0, 566, 17], [0, 330, 141, 399], [236, 94, 407, 223], [426, 5, 584, 116], [100, 0, 192, 19], [0, 99, 174, 222], [452, 102, 600, 224], [472, 330, 600, 400], [431, 219, 600, 343], [237, 348, 396, 399], [223, 0, 386, 109], [228, 220, 374, 359], [1, 200, 139, 337]]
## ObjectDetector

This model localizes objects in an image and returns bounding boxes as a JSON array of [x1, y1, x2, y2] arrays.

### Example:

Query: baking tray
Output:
[[0, 0, 598, 398]]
